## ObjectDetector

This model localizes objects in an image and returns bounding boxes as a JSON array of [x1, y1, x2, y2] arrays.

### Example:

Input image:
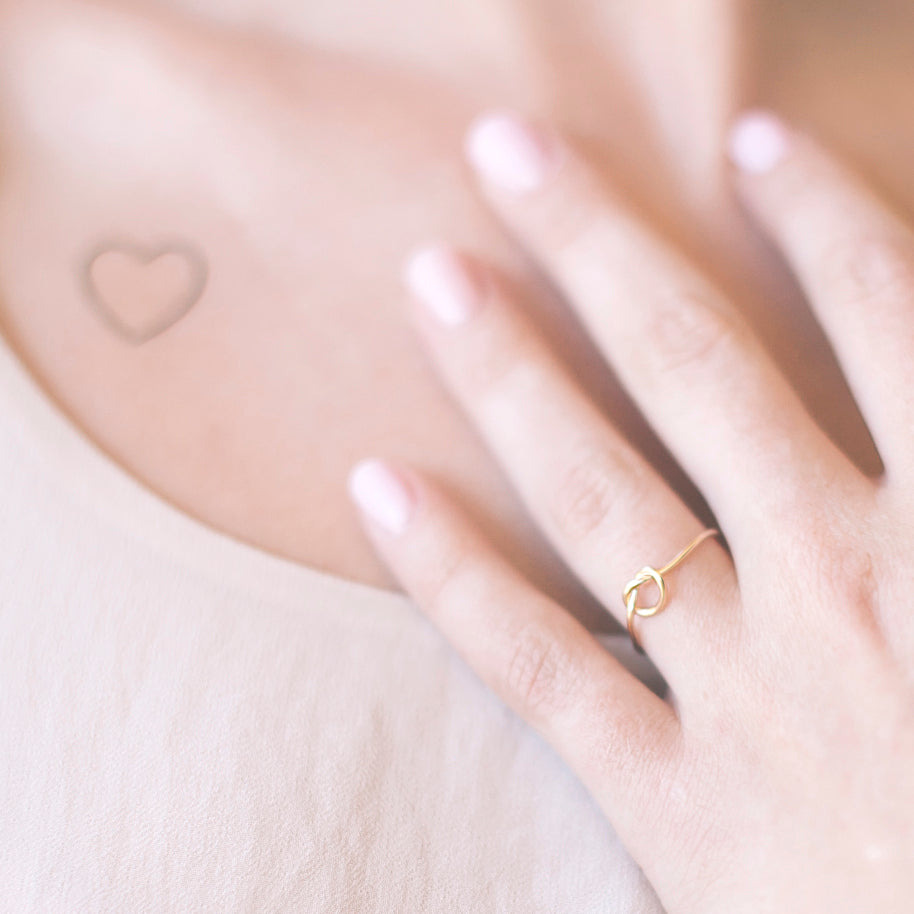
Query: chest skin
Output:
[[0, 0, 911, 630]]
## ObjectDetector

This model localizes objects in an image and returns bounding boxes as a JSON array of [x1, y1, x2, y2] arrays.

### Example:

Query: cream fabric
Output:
[[0, 329, 665, 913]]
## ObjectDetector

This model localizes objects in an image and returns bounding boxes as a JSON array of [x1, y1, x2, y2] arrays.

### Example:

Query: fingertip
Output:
[[727, 109, 792, 175], [403, 244, 487, 327], [464, 110, 563, 194], [347, 458, 416, 536]]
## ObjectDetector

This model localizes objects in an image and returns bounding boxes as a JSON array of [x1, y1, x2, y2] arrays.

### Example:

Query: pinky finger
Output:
[[347, 457, 681, 849]]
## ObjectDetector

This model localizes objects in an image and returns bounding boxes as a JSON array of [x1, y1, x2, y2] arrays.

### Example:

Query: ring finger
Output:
[[403, 245, 738, 683]]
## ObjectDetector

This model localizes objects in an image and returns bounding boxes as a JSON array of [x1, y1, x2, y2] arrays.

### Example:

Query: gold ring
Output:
[[623, 529, 720, 654]]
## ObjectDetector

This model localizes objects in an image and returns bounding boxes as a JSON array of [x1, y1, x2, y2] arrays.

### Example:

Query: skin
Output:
[[350, 113, 914, 911], [0, 1, 912, 902], [2, 0, 911, 632]]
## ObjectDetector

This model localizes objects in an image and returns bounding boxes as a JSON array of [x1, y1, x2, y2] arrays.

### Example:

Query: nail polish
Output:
[[728, 111, 790, 174], [405, 246, 484, 326], [465, 112, 560, 193], [348, 459, 415, 535]]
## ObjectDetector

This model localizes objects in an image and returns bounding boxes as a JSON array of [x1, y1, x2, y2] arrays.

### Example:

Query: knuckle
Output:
[[458, 322, 543, 405], [589, 702, 670, 778], [548, 441, 643, 543], [640, 288, 741, 382], [820, 543, 883, 621], [576, 698, 681, 814], [419, 546, 478, 616], [819, 230, 914, 312], [529, 168, 615, 263], [503, 621, 577, 719], [769, 508, 885, 630]]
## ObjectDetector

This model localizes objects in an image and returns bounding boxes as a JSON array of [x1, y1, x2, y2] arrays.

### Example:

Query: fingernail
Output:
[[348, 459, 415, 536], [728, 110, 790, 174], [465, 111, 561, 193], [405, 245, 485, 326]]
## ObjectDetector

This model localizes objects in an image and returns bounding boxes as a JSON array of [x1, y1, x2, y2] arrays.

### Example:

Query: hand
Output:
[[347, 110, 914, 912]]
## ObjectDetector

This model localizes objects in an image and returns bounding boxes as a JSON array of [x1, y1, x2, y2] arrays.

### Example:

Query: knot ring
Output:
[[623, 529, 720, 654]]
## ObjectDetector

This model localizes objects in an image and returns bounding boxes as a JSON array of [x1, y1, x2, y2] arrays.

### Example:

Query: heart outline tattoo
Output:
[[81, 239, 209, 344]]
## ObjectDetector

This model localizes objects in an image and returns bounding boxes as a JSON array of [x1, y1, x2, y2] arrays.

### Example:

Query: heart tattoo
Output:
[[81, 240, 209, 344]]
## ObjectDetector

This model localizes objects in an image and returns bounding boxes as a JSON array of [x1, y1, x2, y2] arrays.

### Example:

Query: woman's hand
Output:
[[347, 110, 914, 912]]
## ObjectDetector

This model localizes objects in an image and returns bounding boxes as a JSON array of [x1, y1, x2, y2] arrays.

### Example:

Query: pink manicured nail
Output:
[[348, 459, 415, 535], [728, 110, 790, 174], [465, 111, 561, 193], [405, 246, 484, 326]]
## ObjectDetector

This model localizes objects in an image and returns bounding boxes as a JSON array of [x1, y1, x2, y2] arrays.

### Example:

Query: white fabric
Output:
[[0, 329, 665, 912]]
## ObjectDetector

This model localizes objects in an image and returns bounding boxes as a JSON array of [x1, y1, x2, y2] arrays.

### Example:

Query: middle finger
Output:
[[463, 111, 870, 549], [404, 245, 738, 685]]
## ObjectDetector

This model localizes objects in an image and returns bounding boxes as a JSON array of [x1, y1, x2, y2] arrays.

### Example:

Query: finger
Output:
[[728, 110, 914, 474], [403, 245, 738, 683], [346, 457, 681, 851], [462, 111, 868, 544]]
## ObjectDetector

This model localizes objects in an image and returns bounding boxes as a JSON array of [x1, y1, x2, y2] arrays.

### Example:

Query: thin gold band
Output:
[[623, 529, 720, 655]]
